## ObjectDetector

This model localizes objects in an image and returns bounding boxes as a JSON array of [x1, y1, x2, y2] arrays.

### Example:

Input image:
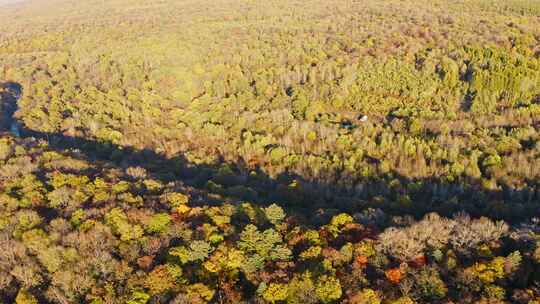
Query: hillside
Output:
[[0, 0, 539, 303]]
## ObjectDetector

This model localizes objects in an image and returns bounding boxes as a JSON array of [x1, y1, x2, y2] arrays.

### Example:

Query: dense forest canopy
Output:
[[0, 0, 539, 303]]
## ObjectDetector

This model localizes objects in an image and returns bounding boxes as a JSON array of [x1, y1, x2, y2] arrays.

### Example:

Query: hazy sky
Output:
[[0, 0, 26, 5]]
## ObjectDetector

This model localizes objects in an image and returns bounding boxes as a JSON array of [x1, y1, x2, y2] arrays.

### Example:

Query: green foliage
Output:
[[467, 47, 539, 114], [238, 224, 291, 273], [70, 209, 85, 227], [264, 203, 286, 225], [144, 213, 171, 234], [170, 240, 213, 264], [326, 213, 354, 237], [126, 290, 150, 304], [105, 208, 143, 241], [411, 267, 448, 301]]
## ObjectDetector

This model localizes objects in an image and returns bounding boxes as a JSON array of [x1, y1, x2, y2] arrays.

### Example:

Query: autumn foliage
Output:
[[0, 0, 540, 303]]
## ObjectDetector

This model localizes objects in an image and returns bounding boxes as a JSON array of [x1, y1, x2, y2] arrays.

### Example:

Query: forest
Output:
[[0, 0, 539, 303]]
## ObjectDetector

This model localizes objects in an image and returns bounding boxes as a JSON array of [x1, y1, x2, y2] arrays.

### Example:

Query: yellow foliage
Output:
[[262, 283, 288, 303], [469, 257, 505, 284], [15, 289, 38, 304], [186, 283, 215, 303]]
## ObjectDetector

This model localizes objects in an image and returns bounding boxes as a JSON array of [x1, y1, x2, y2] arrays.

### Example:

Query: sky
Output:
[[0, 0, 26, 5]]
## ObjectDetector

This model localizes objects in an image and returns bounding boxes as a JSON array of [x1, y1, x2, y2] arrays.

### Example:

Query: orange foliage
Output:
[[385, 268, 402, 284], [354, 255, 369, 268], [137, 255, 154, 270]]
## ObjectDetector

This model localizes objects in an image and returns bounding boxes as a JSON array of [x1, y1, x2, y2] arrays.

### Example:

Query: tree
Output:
[[237, 224, 291, 273]]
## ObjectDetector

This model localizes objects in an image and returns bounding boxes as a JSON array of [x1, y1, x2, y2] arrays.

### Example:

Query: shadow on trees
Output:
[[1, 81, 538, 224], [0, 81, 21, 131]]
